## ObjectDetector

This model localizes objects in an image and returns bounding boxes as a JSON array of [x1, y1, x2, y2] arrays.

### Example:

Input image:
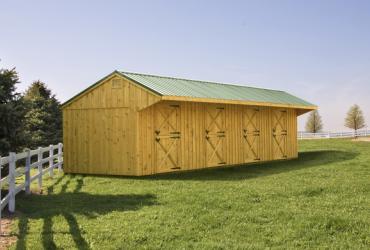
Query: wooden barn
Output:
[[62, 71, 316, 176]]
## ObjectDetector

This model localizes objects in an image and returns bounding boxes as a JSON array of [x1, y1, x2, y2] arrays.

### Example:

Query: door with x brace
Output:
[[242, 107, 261, 162], [205, 105, 226, 167], [154, 103, 181, 172], [272, 109, 288, 159]]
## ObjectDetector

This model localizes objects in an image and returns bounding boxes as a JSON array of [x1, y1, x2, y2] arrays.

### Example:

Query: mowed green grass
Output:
[[11, 139, 370, 249]]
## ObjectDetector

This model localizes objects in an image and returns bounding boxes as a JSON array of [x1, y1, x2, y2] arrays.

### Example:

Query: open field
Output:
[[9, 139, 370, 249]]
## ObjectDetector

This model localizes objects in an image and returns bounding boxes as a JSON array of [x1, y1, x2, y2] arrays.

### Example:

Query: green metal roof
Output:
[[120, 71, 315, 107]]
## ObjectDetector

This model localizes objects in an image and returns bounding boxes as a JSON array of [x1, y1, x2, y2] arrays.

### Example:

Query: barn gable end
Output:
[[63, 72, 161, 110], [62, 73, 161, 175]]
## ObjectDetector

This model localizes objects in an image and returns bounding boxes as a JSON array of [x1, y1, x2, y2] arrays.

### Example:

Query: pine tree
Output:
[[305, 110, 323, 133], [0, 68, 27, 155], [23, 81, 62, 148], [345, 104, 366, 136]]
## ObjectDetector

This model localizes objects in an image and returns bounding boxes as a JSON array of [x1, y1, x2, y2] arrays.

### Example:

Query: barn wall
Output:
[[286, 108, 298, 158], [63, 74, 160, 175], [138, 101, 298, 175]]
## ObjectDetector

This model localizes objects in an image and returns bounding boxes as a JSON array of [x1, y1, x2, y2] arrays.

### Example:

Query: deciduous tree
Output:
[[305, 110, 323, 133], [345, 104, 366, 136]]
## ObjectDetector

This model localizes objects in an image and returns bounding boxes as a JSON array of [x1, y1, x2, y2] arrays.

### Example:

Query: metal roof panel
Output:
[[121, 71, 315, 107]]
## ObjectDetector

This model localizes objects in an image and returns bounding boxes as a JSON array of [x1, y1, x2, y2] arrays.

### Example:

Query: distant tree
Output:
[[305, 110, 323, 133], [0, 67, 27, 155], [345, 104, 366, 137], [23, 81, 62, 148]]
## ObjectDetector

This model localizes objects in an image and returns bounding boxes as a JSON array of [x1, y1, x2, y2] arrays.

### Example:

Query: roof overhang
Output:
[[161, 95, 317, 115]]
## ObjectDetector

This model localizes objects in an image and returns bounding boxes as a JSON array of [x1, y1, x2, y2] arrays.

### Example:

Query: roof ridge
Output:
[[120, 71, 285, 93]]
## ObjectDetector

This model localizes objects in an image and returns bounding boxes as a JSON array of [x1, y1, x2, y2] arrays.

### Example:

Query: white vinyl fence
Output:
[[0, 143, 63, 228], [298, 130, 370, 139]]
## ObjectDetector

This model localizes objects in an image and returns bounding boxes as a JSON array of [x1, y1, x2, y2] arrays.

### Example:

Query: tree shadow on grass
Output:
[[140, 150, 358, 181], [14, 176, 157, 250]]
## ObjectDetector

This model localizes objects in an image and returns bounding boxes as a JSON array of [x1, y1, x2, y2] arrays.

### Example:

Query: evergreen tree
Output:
[[345, 104, 366, 136], [0, 68, 27, 155], [305, 110, 323, 133], [23, 81, 62, 148]]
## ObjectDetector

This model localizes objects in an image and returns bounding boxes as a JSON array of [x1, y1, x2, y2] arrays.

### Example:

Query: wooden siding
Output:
[[63, 74, 160, 110], [138, 101, 298, 175], [63, 75, 160, 175], [63, 74, 299, 176]]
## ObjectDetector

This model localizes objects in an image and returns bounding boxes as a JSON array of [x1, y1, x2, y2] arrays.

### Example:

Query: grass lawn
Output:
[[10, 139, 370, 249]]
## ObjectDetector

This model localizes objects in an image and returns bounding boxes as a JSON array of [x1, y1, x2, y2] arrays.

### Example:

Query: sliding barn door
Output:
[[205, 105, 226, 167], [154, 103, 181, 172], [242, 107, 261, 162], [272, 109, 287, 159]]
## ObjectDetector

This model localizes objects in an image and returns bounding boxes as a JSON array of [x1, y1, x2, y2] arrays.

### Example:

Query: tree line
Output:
[[0, 67, 62, 157], [305, 105, 366, 133]]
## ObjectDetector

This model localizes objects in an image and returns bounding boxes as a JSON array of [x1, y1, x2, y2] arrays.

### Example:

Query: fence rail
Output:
[[0, 143, 63, 217], [298, 130, 370, 139]]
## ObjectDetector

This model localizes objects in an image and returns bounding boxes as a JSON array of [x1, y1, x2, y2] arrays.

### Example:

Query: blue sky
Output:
[[1, 0, 369, 131]]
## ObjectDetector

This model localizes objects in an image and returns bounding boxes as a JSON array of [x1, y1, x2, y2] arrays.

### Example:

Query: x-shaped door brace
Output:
[[273, 134, 287, 158], [157, 108, 177, 132], [157, 138, 179, 169], [206, 107, 225, 164], [272, 111, 287, 158], [206, 137, 224, 164], [242, 109, 260, 160], [273, 110, 287, 132], [206, 108, 223, 132], [243, 109, 259, 132], [243, 134, 259, 159]]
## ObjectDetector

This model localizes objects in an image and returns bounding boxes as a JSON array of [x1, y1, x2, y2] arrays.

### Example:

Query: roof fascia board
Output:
[[161, 95, 317, 111]]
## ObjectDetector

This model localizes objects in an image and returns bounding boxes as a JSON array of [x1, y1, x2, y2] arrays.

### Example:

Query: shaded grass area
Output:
[[10, 139, 370, 249]]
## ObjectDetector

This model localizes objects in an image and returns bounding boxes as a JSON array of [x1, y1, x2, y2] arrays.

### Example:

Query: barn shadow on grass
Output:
[[14, 175, 157, 250], [142, 150, 358, 181]]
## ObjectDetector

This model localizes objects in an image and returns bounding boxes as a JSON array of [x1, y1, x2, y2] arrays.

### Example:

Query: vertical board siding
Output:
[[63, 75, 161, 175], [287, 109, 298, 158], [138, 102, 299, 175], [64, 75, 299, 176], [259, 107, 272, 162]]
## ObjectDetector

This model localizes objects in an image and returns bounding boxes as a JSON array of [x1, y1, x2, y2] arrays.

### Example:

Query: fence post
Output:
[[25, 149, 31, 194], [49, 145, 54, 178], [57, 143, 63, 173], [8, 152, 16, 213], [37, 147, 42, 192]]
